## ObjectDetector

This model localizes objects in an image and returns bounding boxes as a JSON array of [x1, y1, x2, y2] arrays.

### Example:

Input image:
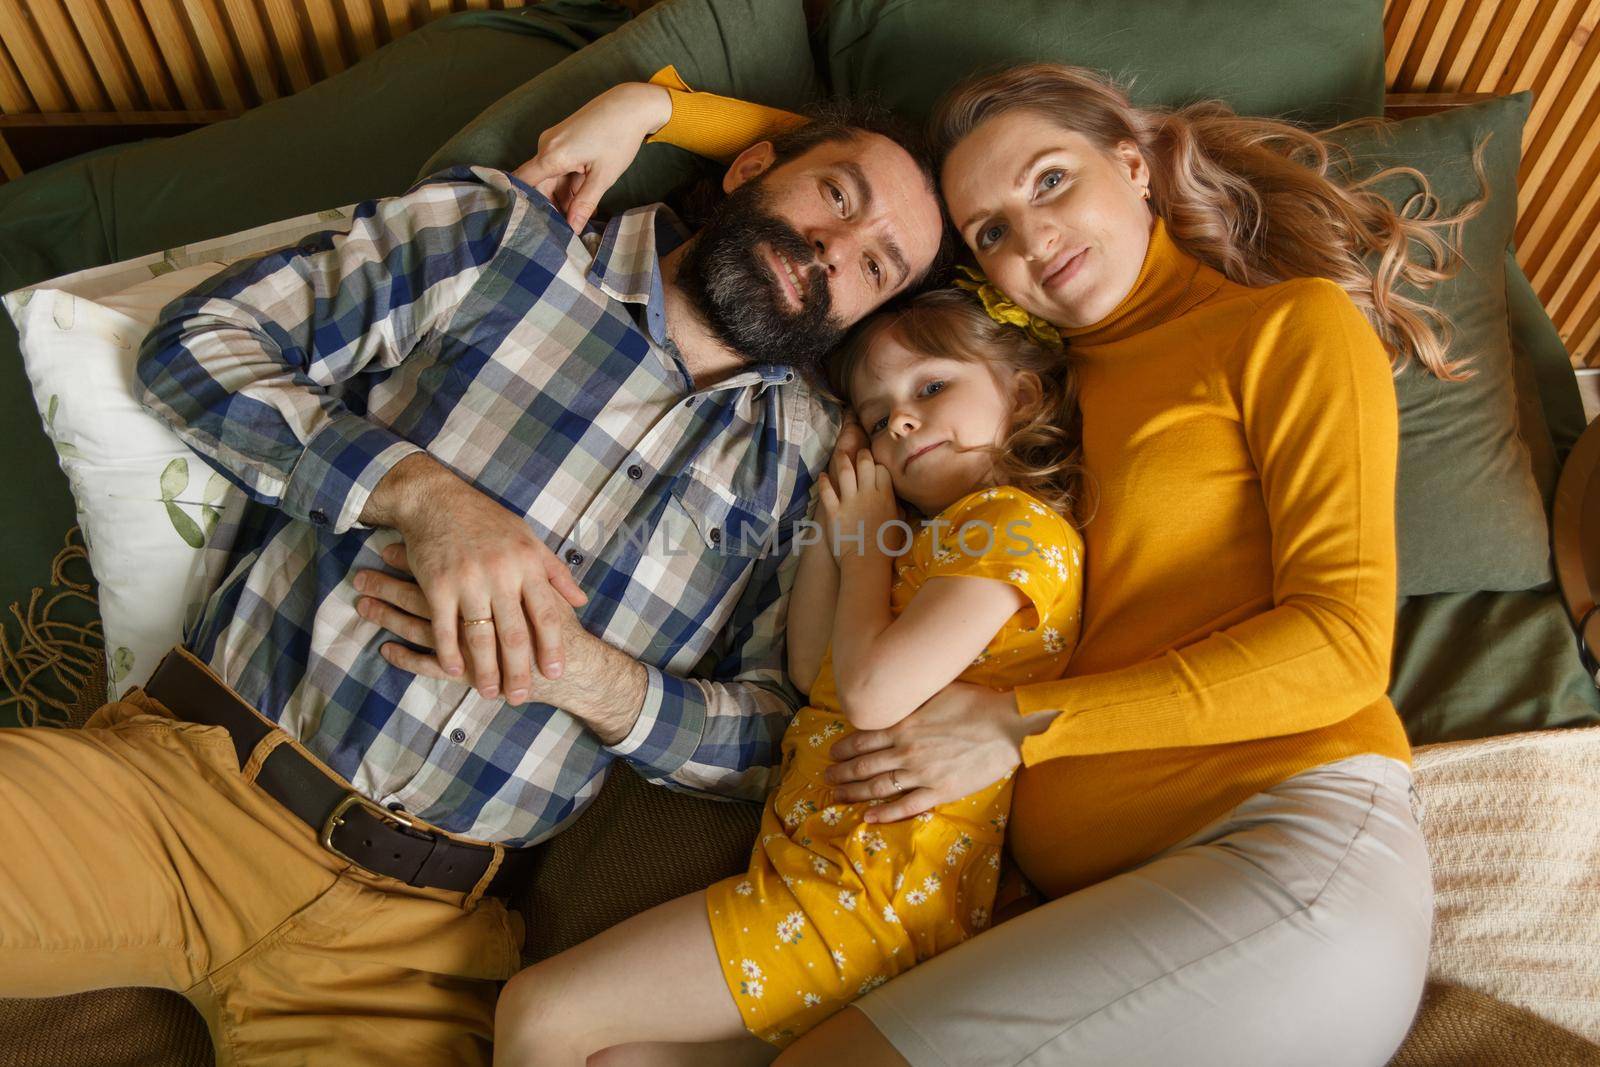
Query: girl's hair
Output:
[[828, 288, 1093, 524], [931, 63, 1490, 381]]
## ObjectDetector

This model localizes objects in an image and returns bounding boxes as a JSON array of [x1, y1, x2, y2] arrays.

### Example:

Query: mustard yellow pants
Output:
[[0, 687, 525, 1066]]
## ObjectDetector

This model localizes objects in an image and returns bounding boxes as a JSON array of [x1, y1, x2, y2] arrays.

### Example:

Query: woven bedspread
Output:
[[1412, 724, 1600, 1043]]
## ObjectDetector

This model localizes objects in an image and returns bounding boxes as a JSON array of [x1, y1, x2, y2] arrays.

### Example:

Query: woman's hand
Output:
[[512, 81, 673, 232], [825, 681, 1057, 822]]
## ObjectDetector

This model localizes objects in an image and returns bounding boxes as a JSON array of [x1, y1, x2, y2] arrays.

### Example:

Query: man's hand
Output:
[[360, 453, 587, 703], [354, 541, 647, 744]]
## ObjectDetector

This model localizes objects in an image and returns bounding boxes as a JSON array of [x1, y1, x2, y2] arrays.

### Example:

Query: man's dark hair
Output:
[[677, 95, 959, 292]]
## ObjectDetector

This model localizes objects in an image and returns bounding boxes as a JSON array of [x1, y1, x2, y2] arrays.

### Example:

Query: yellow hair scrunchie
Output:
[[951, 265, 1064, 349]]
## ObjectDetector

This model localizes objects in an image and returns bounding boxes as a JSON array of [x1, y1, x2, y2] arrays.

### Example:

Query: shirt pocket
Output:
[[668, 465, 779, 561], [651, 465, 779, 635]]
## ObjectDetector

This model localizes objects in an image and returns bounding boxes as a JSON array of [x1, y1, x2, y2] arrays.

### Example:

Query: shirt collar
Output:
[[586, 203, 689, 350]]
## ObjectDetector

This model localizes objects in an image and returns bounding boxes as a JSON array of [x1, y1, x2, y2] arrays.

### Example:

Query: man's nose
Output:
[[810, 225, 856, 273]]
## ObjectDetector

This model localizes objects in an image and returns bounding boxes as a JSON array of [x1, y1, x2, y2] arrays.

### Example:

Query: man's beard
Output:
[[675, 178, 847, 378]]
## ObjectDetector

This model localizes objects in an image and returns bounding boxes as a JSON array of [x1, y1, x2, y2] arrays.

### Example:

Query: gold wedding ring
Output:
[[890, 770, 902, 793], [462, 617, 495, 627]]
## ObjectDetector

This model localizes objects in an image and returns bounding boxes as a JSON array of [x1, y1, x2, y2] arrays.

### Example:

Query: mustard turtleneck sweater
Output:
[[653, 79, 1412, 899]]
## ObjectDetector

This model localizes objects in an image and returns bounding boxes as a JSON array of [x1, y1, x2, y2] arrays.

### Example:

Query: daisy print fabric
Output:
[[704, 486, 1085, 1045]]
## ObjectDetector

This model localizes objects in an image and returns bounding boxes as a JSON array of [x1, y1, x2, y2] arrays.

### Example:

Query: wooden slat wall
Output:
[[0, 0, 540, 120], [1385, 0, 1600, 368], [0, 0, 1596, 363]]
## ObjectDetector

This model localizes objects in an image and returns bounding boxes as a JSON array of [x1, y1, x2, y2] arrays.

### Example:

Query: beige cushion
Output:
[[1413, 725, 1600, 1043]]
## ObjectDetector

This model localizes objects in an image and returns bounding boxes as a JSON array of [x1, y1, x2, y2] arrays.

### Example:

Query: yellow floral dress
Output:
[[705, 486, 1085, 1045]]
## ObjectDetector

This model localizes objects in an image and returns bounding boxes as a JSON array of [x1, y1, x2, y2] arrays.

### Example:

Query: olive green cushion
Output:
[[1325, 93, 1550, 596], [1507, 250, 1588, 457], [421, 0, 825, 215], [818, 0, 1386, 127], [1392, 585, 1600, 746], [1508, 254, 1562, 509], [0, 4, 633, 665]]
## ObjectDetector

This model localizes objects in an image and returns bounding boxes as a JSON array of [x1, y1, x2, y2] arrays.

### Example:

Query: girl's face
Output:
[[850, 332, 1020, 516], [941, 110, 1155, 329]]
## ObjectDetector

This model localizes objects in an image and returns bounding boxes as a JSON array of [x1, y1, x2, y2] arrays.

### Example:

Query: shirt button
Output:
[[566, 549, 584, 566], [387, 801, 406, 813], [685, 397, 696, 407], [449, 728, 467, 744], [309, 509, 329, 526], [709, 528, 721, 546], [627, 464, 643, 481]]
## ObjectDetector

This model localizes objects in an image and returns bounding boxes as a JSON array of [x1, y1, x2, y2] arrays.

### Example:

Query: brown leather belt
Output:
[[144, 648, 535, 898]]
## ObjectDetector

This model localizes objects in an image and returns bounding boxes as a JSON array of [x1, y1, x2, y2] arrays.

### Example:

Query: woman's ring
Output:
[[462, 617, 495, 627], [890, 770, 902, 793]]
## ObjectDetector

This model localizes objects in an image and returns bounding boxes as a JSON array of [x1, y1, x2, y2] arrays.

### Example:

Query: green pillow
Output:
[[421, 0, 825, 216], [818, 0, 1386, 128], [1507, 252, 1562, 510], [0, 4, 633, 709], [1507, 249, 1588, 457], [1325, 93, 1550, 596], [1392, 586, 1600, 745]]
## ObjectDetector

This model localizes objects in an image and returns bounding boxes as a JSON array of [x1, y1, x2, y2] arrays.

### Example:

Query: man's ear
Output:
[[723, 141, 778, 194]]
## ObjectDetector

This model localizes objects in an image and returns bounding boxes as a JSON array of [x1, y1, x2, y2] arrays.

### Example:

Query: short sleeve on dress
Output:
[[924, 487, 1081, 631]]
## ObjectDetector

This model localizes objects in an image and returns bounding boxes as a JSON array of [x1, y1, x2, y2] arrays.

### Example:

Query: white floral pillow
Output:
[[3, 205, 355, 696]]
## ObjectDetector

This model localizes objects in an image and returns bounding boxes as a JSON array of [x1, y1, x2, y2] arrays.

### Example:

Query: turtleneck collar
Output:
[[1061, 214, 1222, 348]]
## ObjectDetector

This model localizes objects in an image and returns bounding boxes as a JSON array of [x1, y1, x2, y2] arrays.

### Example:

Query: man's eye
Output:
[[978, 223, 1005, 250], [922, 380, 946, 397], [829, 183, 846, 213], [867, 258, 882, 284]]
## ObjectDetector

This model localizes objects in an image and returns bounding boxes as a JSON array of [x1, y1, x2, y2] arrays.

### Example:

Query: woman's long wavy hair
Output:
[[932, 63, 1491, 380], [829, 288, 1091, 524]]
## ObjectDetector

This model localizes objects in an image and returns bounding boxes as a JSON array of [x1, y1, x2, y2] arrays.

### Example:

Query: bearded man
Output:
[[0, 101, 945, 1065]]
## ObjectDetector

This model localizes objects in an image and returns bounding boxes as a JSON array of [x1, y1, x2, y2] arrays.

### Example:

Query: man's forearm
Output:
[[532, 626, 649, 745], [361, 451, 454, 529]]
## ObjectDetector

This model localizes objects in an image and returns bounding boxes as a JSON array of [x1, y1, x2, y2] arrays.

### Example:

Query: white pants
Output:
[[856, 754, 1432, 1066]]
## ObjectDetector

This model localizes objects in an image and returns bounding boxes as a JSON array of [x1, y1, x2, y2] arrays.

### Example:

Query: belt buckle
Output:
[[320, 792, 421, 865]]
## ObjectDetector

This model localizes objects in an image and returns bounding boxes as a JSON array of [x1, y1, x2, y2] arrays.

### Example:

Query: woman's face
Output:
[[942, 110, 1155, 329]]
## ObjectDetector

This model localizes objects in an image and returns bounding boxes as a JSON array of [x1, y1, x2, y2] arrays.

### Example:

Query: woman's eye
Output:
[[1038, 168, 1066, 193], [921, 380, 947, 397], [978, 223, 1005, 250]]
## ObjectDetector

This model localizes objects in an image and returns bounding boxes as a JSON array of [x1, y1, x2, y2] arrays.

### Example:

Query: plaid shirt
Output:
[[136, 166, 838, 845]]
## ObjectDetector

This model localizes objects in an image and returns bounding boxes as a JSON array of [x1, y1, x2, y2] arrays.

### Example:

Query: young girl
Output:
[[493, 288, 1088, 1065]]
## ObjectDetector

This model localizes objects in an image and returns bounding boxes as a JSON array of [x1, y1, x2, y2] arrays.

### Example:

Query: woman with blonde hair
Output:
[[378, 60, 1487, 1064]]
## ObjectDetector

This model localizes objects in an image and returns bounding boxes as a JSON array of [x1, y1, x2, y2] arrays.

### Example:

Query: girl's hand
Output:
[[511, 81, 672, 232], [824, 681, 1057, 822], [833, 410, 869, 462], [820, 450, 897, 559]]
